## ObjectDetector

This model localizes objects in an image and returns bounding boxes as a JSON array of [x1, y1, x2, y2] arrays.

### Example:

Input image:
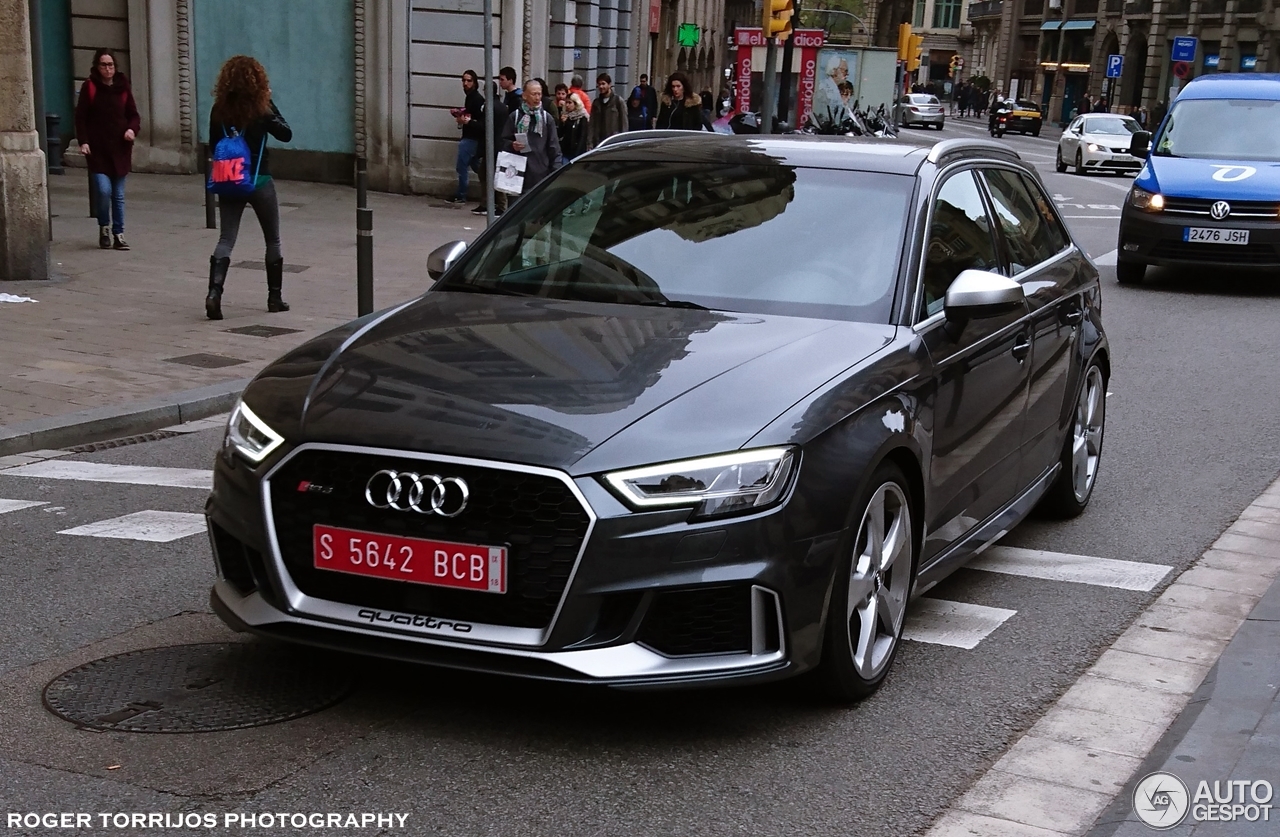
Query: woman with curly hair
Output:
[[75, 48, 140, 250], [204, 56, 293, 320], [655, 72, 707, 131]]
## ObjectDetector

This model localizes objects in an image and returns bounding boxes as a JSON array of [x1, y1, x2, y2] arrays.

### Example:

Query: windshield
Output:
[[1155, 98, 1280, 161], [1085, 117, 1140, 135], [435, 160, 912, 323]]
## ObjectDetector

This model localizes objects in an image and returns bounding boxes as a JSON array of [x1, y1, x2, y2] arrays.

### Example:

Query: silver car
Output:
[[899, 94, 946, 130]]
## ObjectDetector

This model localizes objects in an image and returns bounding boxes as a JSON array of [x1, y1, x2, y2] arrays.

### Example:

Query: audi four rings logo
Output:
[[1210, 200, 1232, 221], [365, 470, 469, 517]]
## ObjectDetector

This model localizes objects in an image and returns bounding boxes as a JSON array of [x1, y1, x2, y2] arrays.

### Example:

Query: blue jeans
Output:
[[455, 138, 481, 199], [92, 173, 126, 234]]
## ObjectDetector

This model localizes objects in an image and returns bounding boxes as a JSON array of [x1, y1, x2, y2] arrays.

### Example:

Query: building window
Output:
[[932, 0, 961, 27], [914, 0, 927, 27]]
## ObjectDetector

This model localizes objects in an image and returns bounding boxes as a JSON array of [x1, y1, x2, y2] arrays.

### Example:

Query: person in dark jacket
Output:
[[557, 93, 589, 159], [627, 86, 649, 132], [502, 80, 563, 194], [638, 74, 659, 128], [75, 48, 140, 250], [204, 55, 293, 320], [449, 70, 486, 204], [655, 72, 706, 130], [588, 73, 628, 149], [497, 66, 522, 114]]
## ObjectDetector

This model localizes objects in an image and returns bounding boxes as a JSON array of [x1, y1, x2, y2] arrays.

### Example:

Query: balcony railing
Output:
[[967, 0, 1004, 19]]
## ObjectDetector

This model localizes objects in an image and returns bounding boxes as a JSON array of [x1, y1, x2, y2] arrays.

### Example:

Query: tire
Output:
[[1055, 147, 1067, 173], [815, 462, 917, 702], [1039, 363, 1106, 519], [1074, 149, 1086, 175], [1115, 259, 1146, 285], [1033, 126, 1042, 137]]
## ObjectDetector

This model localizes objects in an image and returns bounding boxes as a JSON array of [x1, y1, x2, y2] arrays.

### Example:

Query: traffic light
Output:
[[949, 55, 961, 75], [897, 23, 912, 62], [906, 34, 925, 73], [763, 0, 794, 40]]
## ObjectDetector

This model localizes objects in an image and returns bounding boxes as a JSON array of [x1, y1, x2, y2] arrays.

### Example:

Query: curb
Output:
[[0, 378, 251, 456]]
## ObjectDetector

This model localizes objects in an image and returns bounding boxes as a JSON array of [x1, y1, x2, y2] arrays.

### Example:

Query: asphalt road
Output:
[[2, 123, 1280, 836]]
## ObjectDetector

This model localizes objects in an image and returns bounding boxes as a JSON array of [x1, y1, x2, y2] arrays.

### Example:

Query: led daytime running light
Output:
[[603, 447, 795, 510], [226, 400, 285, 464]]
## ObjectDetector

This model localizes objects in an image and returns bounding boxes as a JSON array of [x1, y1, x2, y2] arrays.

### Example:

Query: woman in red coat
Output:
[[74, 49, 140, 250]]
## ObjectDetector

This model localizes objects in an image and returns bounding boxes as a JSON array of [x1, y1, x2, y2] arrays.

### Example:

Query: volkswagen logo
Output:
[[1210, 200, 1232, 221], [364, 470, 469, 517]]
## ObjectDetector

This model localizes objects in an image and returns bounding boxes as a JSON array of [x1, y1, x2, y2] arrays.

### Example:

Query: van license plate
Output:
[[1184, 227, 1249, 244]]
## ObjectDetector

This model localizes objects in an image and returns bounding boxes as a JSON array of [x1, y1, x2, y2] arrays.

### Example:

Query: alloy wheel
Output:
[[846, 482, 912, 680], [1071, 366, 1105, 502]]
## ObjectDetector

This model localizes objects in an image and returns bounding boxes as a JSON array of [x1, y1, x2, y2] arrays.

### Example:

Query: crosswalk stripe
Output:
[[2, 461, 212, 490], [58, 511, 208, 542], [0, 499, 48, 514], [971, 546, 1172, 591], [904, 599, 1018, 649]]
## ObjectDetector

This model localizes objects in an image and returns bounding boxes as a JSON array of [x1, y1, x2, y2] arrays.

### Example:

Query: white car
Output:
[[1056, 114, 1145, 175], [898, 94, 945, 129]]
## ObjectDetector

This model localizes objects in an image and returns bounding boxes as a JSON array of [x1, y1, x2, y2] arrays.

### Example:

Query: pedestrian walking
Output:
[[655, 72, 705, 130], [568, 75, 593, 117], [501, 80, 563, 194], [557, 92, 589, 159], [638, 74, 659, 128], [1094, 96, 1110, 113], [627, 85, 650, 132], [75, 49, 140, 251], [203, 55, 293, 320], [497, 66, 522, 113], [471, 81, 510, 216], [588, 73, 628, 149], [447, 70, 486, 205]]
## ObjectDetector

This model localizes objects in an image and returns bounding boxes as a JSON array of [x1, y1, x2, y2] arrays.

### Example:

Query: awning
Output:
[[1040, 20, 1062, 30], [1061, 19, 1097, 30]]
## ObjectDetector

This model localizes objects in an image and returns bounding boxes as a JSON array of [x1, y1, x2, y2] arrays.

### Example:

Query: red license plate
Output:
[[313, 524, 507, 594]]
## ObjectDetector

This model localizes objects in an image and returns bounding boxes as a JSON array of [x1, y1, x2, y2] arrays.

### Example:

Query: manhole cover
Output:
[[43, 643, 355, 733], [223, 324, 303, 338], [163, 353, 246, 368], [230, 260, 309, 273]]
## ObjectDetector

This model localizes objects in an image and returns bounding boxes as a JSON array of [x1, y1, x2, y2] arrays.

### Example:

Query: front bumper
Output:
[[206, 442, 842, 688], [1119, 207, 1280, 269], [1079, 145, 1141, 173]]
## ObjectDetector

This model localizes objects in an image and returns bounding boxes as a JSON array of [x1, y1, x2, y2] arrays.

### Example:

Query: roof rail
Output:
[[925, 138, 1021, 165], [589, 129, 719, 153]]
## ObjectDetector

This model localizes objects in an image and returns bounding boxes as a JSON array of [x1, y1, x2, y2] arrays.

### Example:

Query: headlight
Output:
[[603, 447, 797, 518], [1129, 186, 1164, 212], [225, 399, 285, 464], [1087, 142, 1100, 152]]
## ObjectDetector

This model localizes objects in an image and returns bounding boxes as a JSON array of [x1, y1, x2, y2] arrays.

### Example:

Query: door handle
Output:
[[1063, 305, 1083, 326], [1012, 333, 1031, 362]]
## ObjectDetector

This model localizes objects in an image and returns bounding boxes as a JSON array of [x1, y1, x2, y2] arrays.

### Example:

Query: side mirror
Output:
[[944, 270, 1026, 322], [1128, 130, 1152, 158], [427, 240, 467, 280]]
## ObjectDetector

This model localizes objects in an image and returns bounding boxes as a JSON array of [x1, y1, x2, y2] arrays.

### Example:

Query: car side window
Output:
[[980, 169, 1067, 275], [920, 171, 999, 319]]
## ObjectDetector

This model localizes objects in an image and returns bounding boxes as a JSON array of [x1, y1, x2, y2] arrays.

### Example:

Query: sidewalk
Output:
[[0, 170, 485, 450]]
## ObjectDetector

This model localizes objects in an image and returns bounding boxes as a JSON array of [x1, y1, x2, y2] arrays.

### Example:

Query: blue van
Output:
[[1116, 74, 1280, 284]]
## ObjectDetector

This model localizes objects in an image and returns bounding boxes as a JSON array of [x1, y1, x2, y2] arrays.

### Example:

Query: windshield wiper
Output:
[[640, 299, 710, 310]]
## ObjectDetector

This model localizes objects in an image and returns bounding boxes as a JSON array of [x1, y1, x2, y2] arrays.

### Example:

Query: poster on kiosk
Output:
[[734, 28, 826, 127]]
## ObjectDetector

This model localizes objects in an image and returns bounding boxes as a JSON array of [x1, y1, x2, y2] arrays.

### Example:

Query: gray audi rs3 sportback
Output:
[[207, 134, 1109, 700]]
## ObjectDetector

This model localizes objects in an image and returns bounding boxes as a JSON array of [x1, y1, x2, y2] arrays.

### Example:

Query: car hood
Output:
[[244, 294, 896, 474], [1137, 155, 1280, 200]]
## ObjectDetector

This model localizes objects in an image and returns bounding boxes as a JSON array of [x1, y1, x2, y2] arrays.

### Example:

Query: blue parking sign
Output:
[[1172, 37, 1197, 63], [1106, 55, 1123, 78]]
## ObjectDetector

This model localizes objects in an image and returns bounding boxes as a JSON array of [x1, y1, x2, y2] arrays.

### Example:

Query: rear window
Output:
[[1155, 98, 1280, 162], [437, 161, 913, 323]]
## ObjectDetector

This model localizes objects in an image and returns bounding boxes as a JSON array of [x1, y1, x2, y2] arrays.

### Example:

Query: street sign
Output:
[[1106, 54, 1123, 78], [1172, 61, 1190, 79], [677, 23, 700, 48], [1172, 36, 1197, 63]]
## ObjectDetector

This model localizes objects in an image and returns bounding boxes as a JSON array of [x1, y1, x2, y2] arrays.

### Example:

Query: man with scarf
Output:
[[501, 80, 563, 194]]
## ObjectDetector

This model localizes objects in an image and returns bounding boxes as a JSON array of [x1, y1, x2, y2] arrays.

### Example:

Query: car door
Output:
[[915, 169, 1033, 563], [978, 167, 1085, 485]]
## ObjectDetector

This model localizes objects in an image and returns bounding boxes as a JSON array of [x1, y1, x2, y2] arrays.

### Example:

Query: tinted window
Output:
[[981, 169, 1068, 274], [439, 161, 913, 323], [1155, 98, 1280, 162], [921, 171, 998, 319]]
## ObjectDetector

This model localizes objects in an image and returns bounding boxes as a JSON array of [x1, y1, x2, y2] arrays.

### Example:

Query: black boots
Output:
[[206, 256, 229, 320], [266, 258, 290, 312]]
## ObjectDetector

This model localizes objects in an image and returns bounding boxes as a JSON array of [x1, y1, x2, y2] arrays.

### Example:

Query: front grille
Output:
[[1163, 197, 1280, 218], [268, 449, 590, 630], [1150, 240, 1280, 265], [637, 586, 752, 657]]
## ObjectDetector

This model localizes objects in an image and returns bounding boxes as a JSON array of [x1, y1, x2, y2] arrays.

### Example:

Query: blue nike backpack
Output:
[[207, 126, 265, 198]]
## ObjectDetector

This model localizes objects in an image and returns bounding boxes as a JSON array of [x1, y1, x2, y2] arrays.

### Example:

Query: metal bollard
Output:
[[356, 157, 374, 316], [45, 114, 63, 175], [202, 144, 217, 229]]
